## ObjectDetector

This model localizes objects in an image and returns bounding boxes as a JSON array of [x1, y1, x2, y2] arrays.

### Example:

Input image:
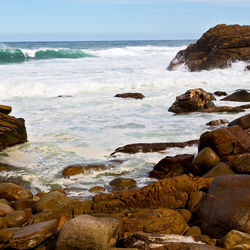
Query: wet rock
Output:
[[167, 24, 250, 71], [206, 119, 229, 126], [111, 139, 198, 155], [89, 186, 107, 193], [0, 105, 12, 115], [7, 219, 57, 249], [0, 163, 19, 172], [0, 182, 33, 202], [233, 153, 250, 174], [114, 93, 145, 99], [0, 112, 27, 151], [0, 227, 20, 243], [199, 105, 248, 113], [62, 163, 109, 177], [11, 199, 37, 210], [149, 154, 194, 179], [118, 233, 221, 249], [92, 175, 213, 213], [0, 202, 15, 216], [168, 88, 215, 114], [109, 177, 136, 190], [202, 162, 234, 178], [187, 191, 206, 214], [245, 65, 250, 71], [199, 174, 250, 238], [222, 230, 250, 249], [199, 125, 250, 157], [4, 210, 27, 227], [185, 226, 202, 237], [56, 214, 121, 250], [214, 91, 227, 97], [177, 209, 192, 223], [228, 113, 250, 130], [192, 147, 220, 175], [122, 208, 189, 235], [221, 90, 250, 102], [57, 95, 72, 98]]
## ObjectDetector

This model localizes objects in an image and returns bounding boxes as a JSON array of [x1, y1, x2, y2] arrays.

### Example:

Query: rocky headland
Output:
[[0, 86, 250, 250], [167, 24, 250, 71]]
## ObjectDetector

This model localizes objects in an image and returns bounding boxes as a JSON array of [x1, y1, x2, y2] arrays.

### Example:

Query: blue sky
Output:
[[0, 0, 249, 41]]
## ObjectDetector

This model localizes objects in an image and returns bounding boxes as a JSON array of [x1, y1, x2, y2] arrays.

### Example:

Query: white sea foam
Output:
[[0, 43, 249, 196]]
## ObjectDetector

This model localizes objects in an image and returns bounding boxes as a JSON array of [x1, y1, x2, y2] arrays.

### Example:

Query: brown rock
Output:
[[168, 88, 215, 114], [222, 230, 250, 249], [199, 174, 250, 238], [245, 65, 250, 71], [62, 163, 109, 177], [202, 162, 234, 178], [0, 227, 20, 243], [233, 153, 250, 174], [111, 139, 198, 155], [214, 91, 227, 97], [185, 226, 202, 237], [192, 147, 221, 175], [115, 93, 145, 99], [0, 105, 12, 115], [177, 209, 192, 223], [222, 90, 250, 102], [198, 125, 250, 156], [0, 182, 33, 202], [0, 163, 19, 172], [122, 209, 189, 235], [109, 177, 136, 190], [0, 113, 27, 151], [187, 191, 206, 214], [89, 186, 106, 193], [228, 113, 250, 130], [4, 210, 27, 227], [149, 154, 194, 179], [11, 199, 37, 210], [0, 202, 15, 216], [167, 24, 250, 71], [206, 119, 229, 126], [7, 219, 57, 249]]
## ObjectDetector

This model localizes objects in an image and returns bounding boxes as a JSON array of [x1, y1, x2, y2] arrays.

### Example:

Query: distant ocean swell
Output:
[[0, 48, 93, 63]]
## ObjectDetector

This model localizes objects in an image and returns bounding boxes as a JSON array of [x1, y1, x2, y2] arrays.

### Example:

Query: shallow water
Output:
[[0, 40, 249, 197]]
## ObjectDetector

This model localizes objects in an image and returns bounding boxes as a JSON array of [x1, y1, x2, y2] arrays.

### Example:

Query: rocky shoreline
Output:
[[0, 87, 250, 249]]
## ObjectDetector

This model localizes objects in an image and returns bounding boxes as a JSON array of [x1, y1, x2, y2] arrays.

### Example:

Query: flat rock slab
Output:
[[7, 219, 57, 249]]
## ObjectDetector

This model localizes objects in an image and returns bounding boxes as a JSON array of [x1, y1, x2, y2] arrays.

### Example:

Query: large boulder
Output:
[[228, 113, 250, 130], [109, 177, 136, 190], [56, 214, 121, 250], [221, 90, 250, 102], [149, 154, 194, 179], [168, 88, 215, 114], [0, 111, 27, 151], [0, 182, 33, 202], [222, 230, 250, 249], [122, 209, 190, 235], [167, 24, 250, 71], [199, 175, 250, 238], [202, 162, 234, 178]]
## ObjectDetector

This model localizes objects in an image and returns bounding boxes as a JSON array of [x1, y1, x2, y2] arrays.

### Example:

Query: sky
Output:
[[0, 0, 249, 41]]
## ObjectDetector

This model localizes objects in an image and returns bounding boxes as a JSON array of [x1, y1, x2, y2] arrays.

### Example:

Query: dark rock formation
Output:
[[245, 65, 250, 71], [206, 119, 229, 126], [168, 88, 215, 114], [0, 105, 12, 115], [228, 113, 250, 129], [149, 154, 194, 179], [221, 90, 250, 102], [199, 175, 250, 238], [167, 24, 250, 71], [111, 139, 198, 156], [214, 91, 227, 97], [114, 93, 145, 99]]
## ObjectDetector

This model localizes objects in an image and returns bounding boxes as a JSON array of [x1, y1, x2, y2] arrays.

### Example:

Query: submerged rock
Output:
[[114, 93, 145, 99], [221, 90, 250, 102], [167, 24, 250, 71], [111, 139, 198, 155], [168, 88, 215, 114], [206, 119, 229, 126], [199, 174, 250, 238]]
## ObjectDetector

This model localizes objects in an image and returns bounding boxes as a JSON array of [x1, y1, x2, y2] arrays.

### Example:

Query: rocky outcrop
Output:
[[221, 90, 250, 102], [56, 214, 121, 250], [228, 113, 250, 129], [0, 106, 27, 151], [111, 139, 198, 155], [114, 92, 145, 99], [149, 154, 194, 179], [168, 88, 215, 114], [167, 24, 250, 71], [199, 175, 250, 238]]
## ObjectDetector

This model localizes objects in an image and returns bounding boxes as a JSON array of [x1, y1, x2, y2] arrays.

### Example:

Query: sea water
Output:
[[0, 40, 249, 198]]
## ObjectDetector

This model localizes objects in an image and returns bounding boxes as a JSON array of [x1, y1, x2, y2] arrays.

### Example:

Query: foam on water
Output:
[[0, 40, 249, 197]]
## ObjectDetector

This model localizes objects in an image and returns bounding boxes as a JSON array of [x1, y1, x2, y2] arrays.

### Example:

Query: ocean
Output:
[[0, 40, 249, 198]]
